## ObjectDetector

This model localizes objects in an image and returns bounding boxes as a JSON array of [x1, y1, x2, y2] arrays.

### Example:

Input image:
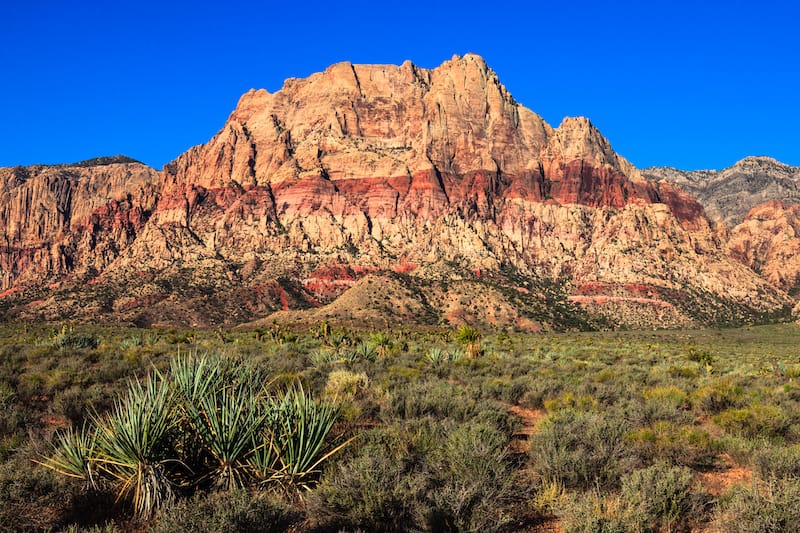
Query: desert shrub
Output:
[[543, 392, 599, 412], [627, 421, 718, 468], [0, 439, 80, 531], [309, 419, 522, 532], [753, 444, 800, 479], [324, 370, 369, 402], [426, 423, 520, 531], [692, 379, 745, 415], [519, 379, 564, 410], [714, 478, 800, 532], [619, 462, 702, 532], [714, 404, 790, 440], [529, 408, 636, 490], [479, 376, 529, 404], [385, 380, 475, 421], [152, 489, 293, 533], [558, 491, 629, 533], [636, 385, 691, 423], [307, 425, 430, 530], [52, 384, 111, 425], [384, 378, 516, 437]]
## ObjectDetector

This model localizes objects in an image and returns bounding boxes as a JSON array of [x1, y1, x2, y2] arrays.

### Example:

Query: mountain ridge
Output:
[[0, 55, 793, 329]]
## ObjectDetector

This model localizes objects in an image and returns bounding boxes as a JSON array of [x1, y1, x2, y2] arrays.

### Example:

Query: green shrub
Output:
[[426, 424, 519, 531], [529, 409, 635, 490], [627, 421, 718, 468], [714, 404, 790, 440], [692, 379, 745, 415], [558, 491, 629, 533], [306, 426, 429, 530], [309, 420, 523, 532]]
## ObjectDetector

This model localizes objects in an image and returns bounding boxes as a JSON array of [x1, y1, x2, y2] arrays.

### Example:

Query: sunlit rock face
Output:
[[0, 57, 790, 328]]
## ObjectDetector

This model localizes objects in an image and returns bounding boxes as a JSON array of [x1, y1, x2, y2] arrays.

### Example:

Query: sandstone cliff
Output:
[[0, 157, 159, 295], [727, 201, 800, 295], [0, 56, 791, 328]]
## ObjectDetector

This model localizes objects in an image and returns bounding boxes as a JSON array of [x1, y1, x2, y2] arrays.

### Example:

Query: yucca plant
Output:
[[91, 374, 178, 519], [351, 342, 377, 362], [449, 348, 465, 362], [427, 347, 447, 364], [185, 382, 269, 491], [251, 384, 350, 493], [37, 423, 98, 489], [170, 352, 272, 491], [455, 326, 482, 359], [169, 352, 223, 404], [309, 349, 338, 366], [370, 331, 392, 357]]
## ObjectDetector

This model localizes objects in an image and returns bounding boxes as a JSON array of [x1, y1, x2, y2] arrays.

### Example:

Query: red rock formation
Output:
[[0, 159, 159, 290], [0, 57, 790, 328]]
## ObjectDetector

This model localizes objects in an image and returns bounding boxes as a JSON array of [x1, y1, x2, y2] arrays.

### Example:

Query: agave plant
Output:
[[91, 374, 178, 519]]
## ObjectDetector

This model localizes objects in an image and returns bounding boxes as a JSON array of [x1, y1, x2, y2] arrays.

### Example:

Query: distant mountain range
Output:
[[1, 54, 797, 329]]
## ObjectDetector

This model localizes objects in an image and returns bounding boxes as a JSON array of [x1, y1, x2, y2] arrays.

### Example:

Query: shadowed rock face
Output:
[[0, 56, 791, 328]]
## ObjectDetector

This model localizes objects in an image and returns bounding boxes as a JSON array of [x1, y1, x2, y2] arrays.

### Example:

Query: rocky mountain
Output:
[[643, 157, 800, 227], [0, 55, 792, 329]]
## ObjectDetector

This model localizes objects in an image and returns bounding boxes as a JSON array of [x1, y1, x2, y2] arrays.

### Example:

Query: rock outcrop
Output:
[[643, 157, 800, 227], [0, 157, 159, 293], [0, 56, 792, 328]]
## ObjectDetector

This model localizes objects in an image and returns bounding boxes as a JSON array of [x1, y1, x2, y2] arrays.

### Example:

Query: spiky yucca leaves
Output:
[[91, 374, 178, 519], [455, 326, 482, 359], [187, 384, 269, 491], [37, 424, 97, 488], [250, 385, 349, 493], [171, 353, 270, 492]]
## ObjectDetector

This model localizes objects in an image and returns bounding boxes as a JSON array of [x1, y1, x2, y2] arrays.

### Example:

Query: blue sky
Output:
[[1, 0, 797, 171]]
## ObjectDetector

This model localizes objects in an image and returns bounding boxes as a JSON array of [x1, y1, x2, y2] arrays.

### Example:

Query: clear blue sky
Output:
[[1, 0, 797, 171]]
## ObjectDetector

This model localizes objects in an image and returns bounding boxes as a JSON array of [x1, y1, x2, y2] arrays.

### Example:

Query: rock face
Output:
[[643, 157, 800, 227], [0, 56, 792, 328], [0, 157, 159, 293], [727, 201, 800, 295]]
